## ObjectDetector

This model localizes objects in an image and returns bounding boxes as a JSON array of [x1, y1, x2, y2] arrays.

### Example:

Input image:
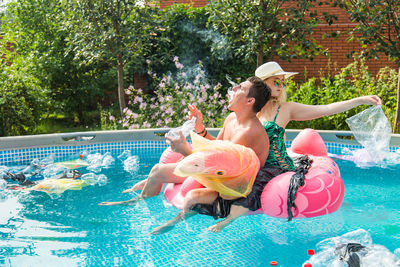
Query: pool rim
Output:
[[1, 128, 400, 150]]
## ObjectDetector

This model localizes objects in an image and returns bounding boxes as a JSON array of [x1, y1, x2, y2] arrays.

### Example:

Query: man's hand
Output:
[[188, 104, 204, 133], [165, 131, 192, 157]]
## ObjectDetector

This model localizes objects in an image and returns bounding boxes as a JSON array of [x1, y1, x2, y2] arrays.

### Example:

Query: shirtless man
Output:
[[99, 77, 271, 232]]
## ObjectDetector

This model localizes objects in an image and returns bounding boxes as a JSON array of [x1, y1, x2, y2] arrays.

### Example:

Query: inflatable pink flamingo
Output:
[[261, 128, 344, 218]]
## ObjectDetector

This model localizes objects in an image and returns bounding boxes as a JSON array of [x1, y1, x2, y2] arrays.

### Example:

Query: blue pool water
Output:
[[1, 142, 400, 266]]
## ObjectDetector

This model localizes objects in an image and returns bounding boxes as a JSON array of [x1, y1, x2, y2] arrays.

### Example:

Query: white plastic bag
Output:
[[345, 105, 392, 153]]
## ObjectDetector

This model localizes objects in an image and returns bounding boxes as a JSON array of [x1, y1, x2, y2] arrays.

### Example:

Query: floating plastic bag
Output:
[[345, 105, 391, 154]]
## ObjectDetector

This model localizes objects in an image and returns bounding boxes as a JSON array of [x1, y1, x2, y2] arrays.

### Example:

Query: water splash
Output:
[[333, 106, 400, 168]]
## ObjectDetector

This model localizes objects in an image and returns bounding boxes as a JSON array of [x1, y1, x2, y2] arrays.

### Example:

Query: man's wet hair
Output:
[[247, 76, 271, 113]]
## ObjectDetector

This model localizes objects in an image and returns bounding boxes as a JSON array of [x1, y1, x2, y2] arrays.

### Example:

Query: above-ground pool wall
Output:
[[1, 129, 400, 166]]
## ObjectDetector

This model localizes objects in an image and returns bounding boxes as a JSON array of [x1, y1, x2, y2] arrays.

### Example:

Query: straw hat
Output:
[[255, 61, 298, 80]]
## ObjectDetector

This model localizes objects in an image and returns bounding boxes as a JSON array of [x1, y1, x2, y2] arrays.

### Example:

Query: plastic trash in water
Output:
[[346, 105, 392, 154], [118, 150, 131, 161], [123, 156, 140, 174], [86, 153, 104, 173], [22, 159, 40, 174], [85, 152, 115, 173], [167, 117, 196, 139], [101, 152, 115, 168], [97, 174, 107, 186], [337, 105, 400, 167], [42, 164, 69, 179], [0, 166, 8, 178], [39, 154, 55, 166], [81, 173, 107, 186], [81, 173, 98, 185], [305, 229, 400, 267]]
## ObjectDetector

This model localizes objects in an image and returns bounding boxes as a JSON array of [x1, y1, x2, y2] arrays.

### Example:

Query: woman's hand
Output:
[[188, 104, 204, 133], [359, 95, 382, 106], [165, 131, 192, 157]]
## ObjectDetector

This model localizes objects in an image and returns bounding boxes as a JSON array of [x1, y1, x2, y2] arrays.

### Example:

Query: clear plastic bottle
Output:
[[167, 117, 196, 139]]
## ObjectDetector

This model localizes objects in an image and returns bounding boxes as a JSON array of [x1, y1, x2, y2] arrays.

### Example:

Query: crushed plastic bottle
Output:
[[42, 164, 68, 179], [118, 150, 131, 161], [81, 173, 97, 185], [97, 174, 108, 186], [167, 117, 196, 139], [123, 156, 140, 174], [306, 229, 400, 267]]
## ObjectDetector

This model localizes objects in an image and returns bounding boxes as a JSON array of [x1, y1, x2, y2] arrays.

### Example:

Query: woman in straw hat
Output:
[[255, 61, 382, 171]]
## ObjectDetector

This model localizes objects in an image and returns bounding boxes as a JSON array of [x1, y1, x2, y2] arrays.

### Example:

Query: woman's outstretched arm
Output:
[[287, 95, 382, 122]]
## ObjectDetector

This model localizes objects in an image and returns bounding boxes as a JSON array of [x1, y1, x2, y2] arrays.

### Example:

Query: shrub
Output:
[[286, 58, 397, 131], [102, 57, 230, 130], [0, 54, 49, 136]]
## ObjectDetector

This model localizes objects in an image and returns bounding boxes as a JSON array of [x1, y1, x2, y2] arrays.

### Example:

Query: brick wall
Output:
[[160, 1, 398, 81], [277, 4, 397, 81], [277, 24, 398, 82]]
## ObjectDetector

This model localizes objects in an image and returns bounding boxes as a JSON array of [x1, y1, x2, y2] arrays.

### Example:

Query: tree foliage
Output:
[[64, 0, 161, 115], [207, 0, 337, 68], [335, 0, 400, 132], [1, 0, 112, 125], [0, 46, 49, 136]]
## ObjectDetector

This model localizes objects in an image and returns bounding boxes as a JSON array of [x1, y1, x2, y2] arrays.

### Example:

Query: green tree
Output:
[[64, 0, 161, 116], [208, 0, 337, 68], [336, 0, 400, 132], [0, 41, 48, 136], [1, 0, 112, 125]]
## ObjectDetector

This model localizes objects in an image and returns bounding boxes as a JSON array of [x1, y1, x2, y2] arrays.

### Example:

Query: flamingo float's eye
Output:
[[216, 171, 225, 175]]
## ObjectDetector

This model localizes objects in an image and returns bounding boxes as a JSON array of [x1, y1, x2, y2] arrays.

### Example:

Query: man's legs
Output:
[[207, 205, 249, 232], [99, 163, 186, 206], [151, 188, 218, 235]]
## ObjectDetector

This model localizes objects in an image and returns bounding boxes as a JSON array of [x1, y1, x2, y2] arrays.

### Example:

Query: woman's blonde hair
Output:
[[256, 78, 287, 122]]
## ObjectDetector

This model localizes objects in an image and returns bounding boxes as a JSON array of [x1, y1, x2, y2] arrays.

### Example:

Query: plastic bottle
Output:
[[167, 117, 196, 139]]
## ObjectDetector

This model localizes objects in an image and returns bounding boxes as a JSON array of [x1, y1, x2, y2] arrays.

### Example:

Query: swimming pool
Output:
[[1, 130, 400, 266]]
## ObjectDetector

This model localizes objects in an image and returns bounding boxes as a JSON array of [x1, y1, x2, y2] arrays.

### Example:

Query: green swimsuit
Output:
[[263, 105, 295, 171]]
